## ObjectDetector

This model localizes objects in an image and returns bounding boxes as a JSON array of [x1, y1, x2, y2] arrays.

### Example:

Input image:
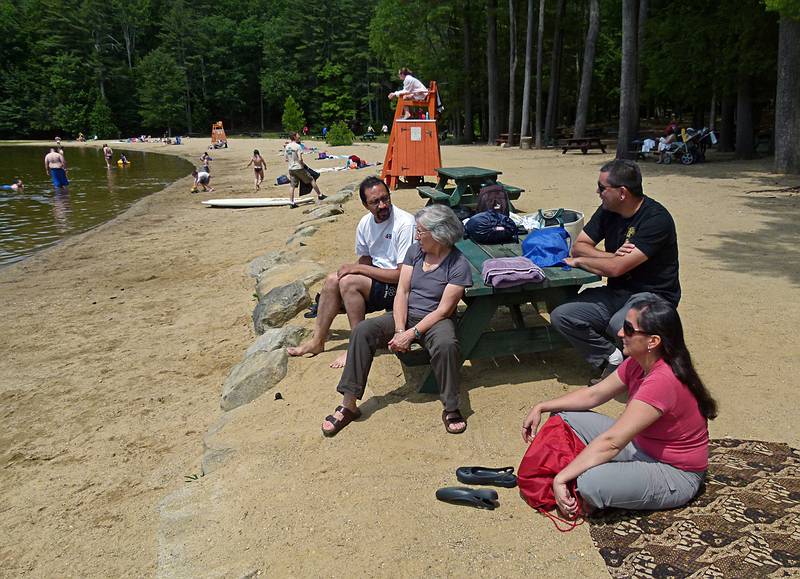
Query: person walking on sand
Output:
[[44, 147, 69, 190], [288, 176, 416, 369], [245, 150, 266, 190], [284, 132, 325, 208], [102, 144, 113, 169], [200, 151, 212, 173]]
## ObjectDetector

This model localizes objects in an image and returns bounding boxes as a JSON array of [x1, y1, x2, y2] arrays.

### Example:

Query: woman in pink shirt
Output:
[[522, 298, 717, 518]]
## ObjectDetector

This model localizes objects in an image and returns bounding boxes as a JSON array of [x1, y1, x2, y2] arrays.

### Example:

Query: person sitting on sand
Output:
[[288, 176, 415, 369], [1, 178, 23, 192], [244, 150, 266, 190], [191, 169, 213, 193], [320, 204, 473, 437], [522, 298, 716, 518], [388, 67, 428, 120]]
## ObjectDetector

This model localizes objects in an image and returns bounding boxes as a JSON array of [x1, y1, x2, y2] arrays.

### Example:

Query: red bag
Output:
[[518, 415, 587, 531]]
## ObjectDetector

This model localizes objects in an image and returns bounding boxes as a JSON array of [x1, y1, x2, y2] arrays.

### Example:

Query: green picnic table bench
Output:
[[417, 166, 524, 209], [397, 237, 600, 393]]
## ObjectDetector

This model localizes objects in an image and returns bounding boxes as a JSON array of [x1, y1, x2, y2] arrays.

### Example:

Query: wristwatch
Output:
[[413, 327, 422, 339]]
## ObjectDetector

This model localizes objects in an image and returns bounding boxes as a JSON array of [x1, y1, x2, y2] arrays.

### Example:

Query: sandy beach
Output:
[[1, 137, 799, 576]]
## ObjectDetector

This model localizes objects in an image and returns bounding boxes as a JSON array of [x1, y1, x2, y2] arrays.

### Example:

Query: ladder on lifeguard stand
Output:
[[381, 81, 442, 190]]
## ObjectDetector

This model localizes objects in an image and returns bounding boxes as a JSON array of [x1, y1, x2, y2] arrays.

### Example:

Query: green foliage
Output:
[[136, 48, 186, 132], [326, 121, 354, 146], [89, 98, 118, 138], [281, 96, 305, 133], [765, 0, 800, 19]]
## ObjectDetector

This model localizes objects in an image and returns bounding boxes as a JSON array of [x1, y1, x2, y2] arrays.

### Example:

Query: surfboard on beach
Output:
[[201, 197, 316, 208]]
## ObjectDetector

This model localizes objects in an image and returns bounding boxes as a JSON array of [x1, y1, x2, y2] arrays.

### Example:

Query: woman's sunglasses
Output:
[[623, 320, 650, 337]]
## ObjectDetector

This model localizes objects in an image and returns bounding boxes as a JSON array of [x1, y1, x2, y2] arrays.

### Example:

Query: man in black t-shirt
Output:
[[550, 159, 680, 384]]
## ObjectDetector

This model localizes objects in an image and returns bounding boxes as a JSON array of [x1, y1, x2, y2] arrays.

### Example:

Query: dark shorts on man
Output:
[[197, 175, 210, 185], [366, 280, 397, 313], [289, 168, 313, 186], [50, 168, 69, 188]]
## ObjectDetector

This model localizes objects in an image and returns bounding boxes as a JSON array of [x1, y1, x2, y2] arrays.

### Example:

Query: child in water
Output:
[[1, 178, 23, 192], [119, 153, 129, 166]]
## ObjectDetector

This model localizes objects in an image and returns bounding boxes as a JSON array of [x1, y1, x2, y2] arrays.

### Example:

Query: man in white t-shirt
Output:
[[284, 132, 324, 208], [288, 176, 416, 368]]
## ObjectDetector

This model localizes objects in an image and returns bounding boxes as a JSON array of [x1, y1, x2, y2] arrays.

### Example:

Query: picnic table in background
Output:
[[560, 137, 607, 154], [398, 237, 600, 393], [416, 166, 524, 209]]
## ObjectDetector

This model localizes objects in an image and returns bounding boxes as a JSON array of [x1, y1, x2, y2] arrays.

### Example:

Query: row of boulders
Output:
[[219, 185, 356, 412]]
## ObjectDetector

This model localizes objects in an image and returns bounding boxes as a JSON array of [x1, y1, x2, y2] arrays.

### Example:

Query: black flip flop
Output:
[[435, 487, 499, 510], [456, 466, 518, 488]]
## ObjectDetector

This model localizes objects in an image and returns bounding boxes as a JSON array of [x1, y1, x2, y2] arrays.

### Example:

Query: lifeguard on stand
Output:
[[381, 73, 442, 190]]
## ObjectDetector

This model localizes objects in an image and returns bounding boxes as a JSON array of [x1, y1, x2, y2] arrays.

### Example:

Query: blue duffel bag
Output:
[[521, 226, 571, 267]]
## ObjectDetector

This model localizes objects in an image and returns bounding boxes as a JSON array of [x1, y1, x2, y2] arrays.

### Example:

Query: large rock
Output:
[[302, 204, 344, 220], [220, 350, 287, 411], [252, 280, 311, 333], [246, 250, 293, 278], [294, 216, 338, 231], [321, 190, 354, 205], [245, 326, 310, 357], [285, 225, 318, 246], [255, 261, 326, 298]]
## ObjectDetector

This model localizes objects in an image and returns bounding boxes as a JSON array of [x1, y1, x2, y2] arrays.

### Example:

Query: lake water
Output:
[[0, 145, 194, 267]]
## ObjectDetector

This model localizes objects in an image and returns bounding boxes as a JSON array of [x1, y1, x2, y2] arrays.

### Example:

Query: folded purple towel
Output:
[[482, 257, 545, 288]]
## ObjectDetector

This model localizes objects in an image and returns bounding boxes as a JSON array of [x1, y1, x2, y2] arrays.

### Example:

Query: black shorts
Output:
[[366, 281, 397, 313]]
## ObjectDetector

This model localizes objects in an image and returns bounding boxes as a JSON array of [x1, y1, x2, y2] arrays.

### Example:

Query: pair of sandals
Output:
[[435, 466, 518, 510], [322, 406, 467, 438]]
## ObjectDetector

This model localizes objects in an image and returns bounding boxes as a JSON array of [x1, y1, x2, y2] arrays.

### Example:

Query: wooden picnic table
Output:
[[398, 237, 600, 393], [416, 166, 524, 209], [561, 137, 607, 154]]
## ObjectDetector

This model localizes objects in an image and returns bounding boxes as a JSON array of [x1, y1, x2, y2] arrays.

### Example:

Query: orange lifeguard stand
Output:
[[211, 121, 227, 145], [381, 81, 442, 190]]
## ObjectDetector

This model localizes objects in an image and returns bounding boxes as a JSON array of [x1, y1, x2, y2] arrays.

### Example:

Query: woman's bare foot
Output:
[[287, 340, 324, 357], [329, 352, 348, 369]]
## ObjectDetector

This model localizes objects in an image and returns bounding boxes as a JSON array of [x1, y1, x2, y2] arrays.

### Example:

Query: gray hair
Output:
[[415, 204, 464, 247]]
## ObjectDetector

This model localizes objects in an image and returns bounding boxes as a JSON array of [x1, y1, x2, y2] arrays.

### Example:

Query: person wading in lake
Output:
[[44, 148, 69, 190], [103, 144, 113, 169]]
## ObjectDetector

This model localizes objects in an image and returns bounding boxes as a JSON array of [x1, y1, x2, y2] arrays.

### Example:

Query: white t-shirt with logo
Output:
[[355, 206, 416, 270], [284, 141, 303, 170]]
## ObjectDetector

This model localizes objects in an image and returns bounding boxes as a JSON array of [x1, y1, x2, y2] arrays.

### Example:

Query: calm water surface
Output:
[[0, 145, 193, 266]]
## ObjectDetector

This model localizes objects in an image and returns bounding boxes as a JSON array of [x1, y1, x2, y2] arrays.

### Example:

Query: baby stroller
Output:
[[662, 127, 716, 165]]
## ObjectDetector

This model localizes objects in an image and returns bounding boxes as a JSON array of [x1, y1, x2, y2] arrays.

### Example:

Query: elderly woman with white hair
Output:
[[322, 204, 473, 437]]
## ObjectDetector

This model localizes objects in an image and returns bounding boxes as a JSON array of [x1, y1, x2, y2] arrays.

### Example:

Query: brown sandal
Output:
[[322, 405, 362, 437], [442, 409, 467, 435]]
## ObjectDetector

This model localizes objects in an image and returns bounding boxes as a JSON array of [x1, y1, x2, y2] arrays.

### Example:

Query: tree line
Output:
[[0, 0, 797, 172]]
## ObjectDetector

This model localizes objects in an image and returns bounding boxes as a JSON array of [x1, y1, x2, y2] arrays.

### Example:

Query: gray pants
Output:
[[550, 287, 660, 369], [337, 312, 461, 411], [559, 411, 705, 511]]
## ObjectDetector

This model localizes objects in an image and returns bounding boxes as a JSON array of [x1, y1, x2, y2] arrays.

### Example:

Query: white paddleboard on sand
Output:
[[202, 197, 315, 208]]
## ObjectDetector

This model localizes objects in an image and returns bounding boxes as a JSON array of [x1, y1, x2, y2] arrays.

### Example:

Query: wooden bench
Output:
[[561, 137, 607, 154], [360, 133, 377, 141], [417, 183, 522, 208], [278, 132, 291, 140], [397, 237, 600, 392]]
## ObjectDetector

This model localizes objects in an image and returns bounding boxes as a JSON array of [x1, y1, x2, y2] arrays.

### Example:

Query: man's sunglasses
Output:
[[597, 182, 619, 193], [623, 320, 650, 337]]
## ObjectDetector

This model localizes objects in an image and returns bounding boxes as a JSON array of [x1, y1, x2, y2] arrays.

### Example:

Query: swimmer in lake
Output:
[[103, 143, 113, 169], [1, 178, 23, 192]]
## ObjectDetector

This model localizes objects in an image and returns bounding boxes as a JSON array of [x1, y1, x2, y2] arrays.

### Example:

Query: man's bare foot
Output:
[[329, 352, 348, 369], [287, 341, 324, 357]]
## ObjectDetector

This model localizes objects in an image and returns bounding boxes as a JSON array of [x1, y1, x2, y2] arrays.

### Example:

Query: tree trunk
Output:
[[709, 92, 716, 130], [632, 0, 647, 135], [486, 0, 499, 144], [534, 0, 545, 148], [719, 96, 735, 151], [544, 0, 565, 145], [574, 0, 599, 138], [735, 75, 754, 159], [775, 15, 800, 174], [463, 3, 475, 143], [507, 0, 518, 146], [520, 0, 534, 141], [616, 0, 638, 159]]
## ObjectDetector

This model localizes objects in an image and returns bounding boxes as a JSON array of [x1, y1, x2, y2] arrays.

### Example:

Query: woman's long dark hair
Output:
[[632, 298, 718, 420]]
